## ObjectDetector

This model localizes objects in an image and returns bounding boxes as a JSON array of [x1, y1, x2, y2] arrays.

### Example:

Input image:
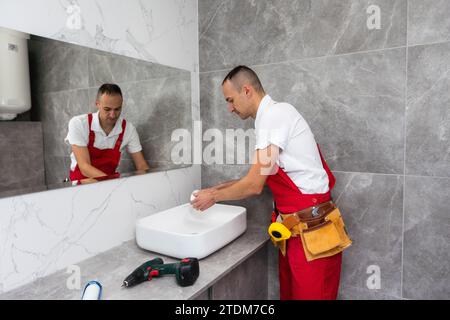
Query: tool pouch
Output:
[[298, 206, 352, 261], [302, 220, 341, 255], [270, 203, 353, 261]]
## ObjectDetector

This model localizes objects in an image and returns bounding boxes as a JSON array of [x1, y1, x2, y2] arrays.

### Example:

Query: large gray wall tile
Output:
[[88, 51, 140, 86], [201, 48, 406, 174], [211, 244, 268, 299], [39, 89, 91, 158], [119, 76, 192, 171], [201, 71, 254, 131], [28, 36, 89, 93], [199, 0, 406, 72], [88, 49, 189, 87], [403, 176, 450, 300], [201, 71, 256, 167], [408, 0, 450, 46], [331, 171, 403, 298], [406, 42, 450, 177], [0, 122, 45, 193]]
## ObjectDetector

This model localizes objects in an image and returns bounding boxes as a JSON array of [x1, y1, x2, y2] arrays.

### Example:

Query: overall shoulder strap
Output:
[[87, 113, 95, 147], [114, 119, 127, 151]]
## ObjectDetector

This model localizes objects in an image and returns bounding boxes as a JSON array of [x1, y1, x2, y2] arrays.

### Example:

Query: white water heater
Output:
[[0, 27, 31, 120]]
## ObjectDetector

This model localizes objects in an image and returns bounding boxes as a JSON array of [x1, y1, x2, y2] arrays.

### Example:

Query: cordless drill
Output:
[[122, 257, 164, 287], [122, 257, 199, 288]]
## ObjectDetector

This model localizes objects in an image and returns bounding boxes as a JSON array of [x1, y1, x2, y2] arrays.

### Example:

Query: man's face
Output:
[[222, 80, 251, 120], [96, 94, 123, 126]]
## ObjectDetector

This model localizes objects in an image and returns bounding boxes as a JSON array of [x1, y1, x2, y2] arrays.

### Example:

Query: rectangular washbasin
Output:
[[135, 203, 247, 259]]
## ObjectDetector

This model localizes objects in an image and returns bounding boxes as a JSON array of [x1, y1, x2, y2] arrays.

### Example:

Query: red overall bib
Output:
[[69, 113, 126, 181], [266, 144, 342, 300]]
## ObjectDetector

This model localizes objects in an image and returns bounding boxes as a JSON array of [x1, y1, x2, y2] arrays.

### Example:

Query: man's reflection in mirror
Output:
[[65, 83, 150, 182]]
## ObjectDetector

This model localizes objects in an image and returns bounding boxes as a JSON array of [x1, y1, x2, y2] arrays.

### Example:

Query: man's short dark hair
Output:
[[97, 83, 122, 99], [222, 65, 265, 94]]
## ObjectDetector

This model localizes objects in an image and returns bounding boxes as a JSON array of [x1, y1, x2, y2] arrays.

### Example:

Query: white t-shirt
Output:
[[255, 95, 329, 194], [65, 112, 143, 171]]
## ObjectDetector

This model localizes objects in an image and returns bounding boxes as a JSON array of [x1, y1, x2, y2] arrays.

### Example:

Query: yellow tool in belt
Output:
[[268, 222, 292, 242], [268, 214, 301, 256]]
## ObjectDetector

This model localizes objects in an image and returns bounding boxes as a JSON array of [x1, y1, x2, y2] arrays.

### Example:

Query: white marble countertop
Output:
[[0, 226, 269, 300]]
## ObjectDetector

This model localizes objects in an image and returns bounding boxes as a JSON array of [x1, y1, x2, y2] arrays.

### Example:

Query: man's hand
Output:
[[191, 188, 217, 211]]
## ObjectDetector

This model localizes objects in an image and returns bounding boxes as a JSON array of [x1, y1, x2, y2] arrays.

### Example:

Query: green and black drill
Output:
[[122, 257, 199, 288]]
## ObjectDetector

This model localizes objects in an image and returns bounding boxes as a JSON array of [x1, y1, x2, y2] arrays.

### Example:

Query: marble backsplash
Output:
[[0, 0, 199, 72], [0, 165, 201, 294]]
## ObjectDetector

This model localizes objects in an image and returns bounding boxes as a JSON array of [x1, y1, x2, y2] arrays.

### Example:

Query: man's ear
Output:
[[243, 85, 252, 97]]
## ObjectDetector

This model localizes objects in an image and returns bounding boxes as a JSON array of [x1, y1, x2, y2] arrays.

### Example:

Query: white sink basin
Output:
[[135, 203, 247, 259]]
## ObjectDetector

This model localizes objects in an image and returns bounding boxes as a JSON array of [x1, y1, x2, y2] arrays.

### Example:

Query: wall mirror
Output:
[[0, 26, 192, 199]]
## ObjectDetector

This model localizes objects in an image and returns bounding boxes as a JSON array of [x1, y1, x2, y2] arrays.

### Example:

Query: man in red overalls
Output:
[[65, 83, 149, 182], [191, 66, 342, 300]]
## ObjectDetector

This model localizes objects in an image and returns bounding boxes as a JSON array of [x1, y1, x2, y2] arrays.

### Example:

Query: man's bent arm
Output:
[[211, 179, 239, 190], [216, 145, 278, 201], [130, 151, 150, 171], [72, 145, 108, 178], [192, 145, 279, 211]]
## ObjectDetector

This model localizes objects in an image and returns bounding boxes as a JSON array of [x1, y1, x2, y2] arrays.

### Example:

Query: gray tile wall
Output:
[[210, 244, 268, 299], [199, 0, 449, 300], [0, 122, 45, 197], [28, 35, 192, 186], [192, 288, 210, 300]]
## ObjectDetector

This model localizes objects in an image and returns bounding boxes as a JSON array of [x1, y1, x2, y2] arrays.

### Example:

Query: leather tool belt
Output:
[[269, 201, 353, 261]]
